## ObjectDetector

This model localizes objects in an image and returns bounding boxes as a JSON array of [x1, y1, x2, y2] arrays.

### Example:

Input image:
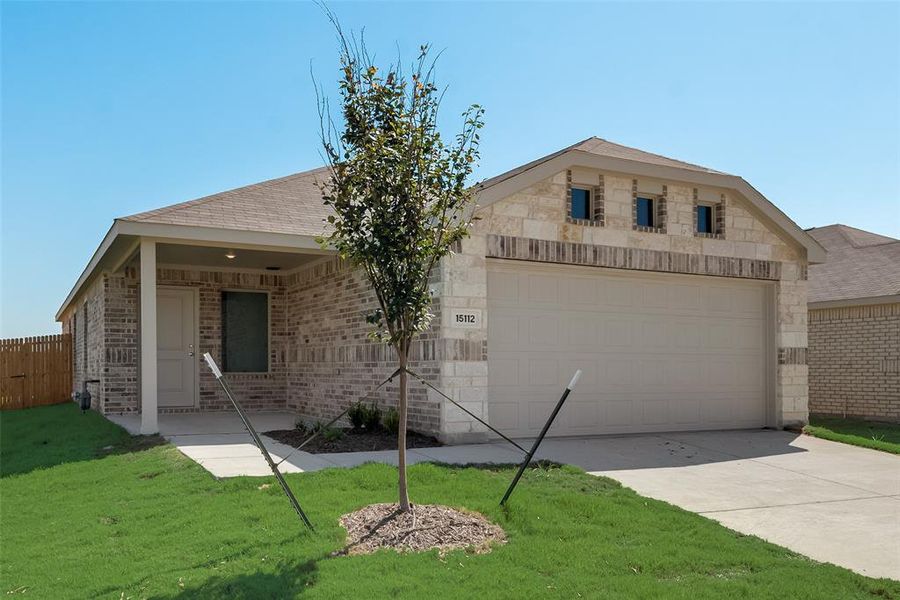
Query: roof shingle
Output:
[[121, 167, 333, 237], [807, 224, 900, 304]]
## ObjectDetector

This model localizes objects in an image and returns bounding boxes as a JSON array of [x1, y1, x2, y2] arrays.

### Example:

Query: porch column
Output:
[[140, 239, 158, 435]]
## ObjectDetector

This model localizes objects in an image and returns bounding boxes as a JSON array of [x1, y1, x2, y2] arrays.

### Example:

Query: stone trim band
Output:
[[486, 234, 783, 281]]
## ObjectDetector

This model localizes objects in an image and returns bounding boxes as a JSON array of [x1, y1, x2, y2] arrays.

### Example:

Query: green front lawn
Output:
[[805, 415, 900, 454], [1, 404, 897, 599]]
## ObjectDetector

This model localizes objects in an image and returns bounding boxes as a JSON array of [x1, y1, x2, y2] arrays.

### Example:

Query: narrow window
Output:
[[697, 204, 714, 234], [570, 187, 591, 220], [636, 197, 655, 227], [222, 291, 269, 372]]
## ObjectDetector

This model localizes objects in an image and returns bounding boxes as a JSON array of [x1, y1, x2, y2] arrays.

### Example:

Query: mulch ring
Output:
[[335, 503, 506, 556], [263, 428, 442, 454]]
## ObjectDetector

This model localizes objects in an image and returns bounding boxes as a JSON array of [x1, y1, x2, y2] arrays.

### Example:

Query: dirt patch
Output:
[[336, 503, 505, 556], [263, 428, 442, 454]]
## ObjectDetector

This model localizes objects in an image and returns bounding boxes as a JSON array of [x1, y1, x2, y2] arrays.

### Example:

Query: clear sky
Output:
[[1, 1, 899, 338]]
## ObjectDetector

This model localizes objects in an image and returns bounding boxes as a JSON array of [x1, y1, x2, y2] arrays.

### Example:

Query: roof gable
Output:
[[475, 137, 825, 263]]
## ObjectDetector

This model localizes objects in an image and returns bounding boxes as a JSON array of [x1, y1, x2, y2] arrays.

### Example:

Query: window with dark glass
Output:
[[222, 291, 269, 372], [636, 197, 654, 227], [570, 187, 591, 220], [697, 204, 714, 234]]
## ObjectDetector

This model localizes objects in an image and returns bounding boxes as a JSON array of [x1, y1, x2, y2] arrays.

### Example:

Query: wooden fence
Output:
[[0, 334, 73, 411]]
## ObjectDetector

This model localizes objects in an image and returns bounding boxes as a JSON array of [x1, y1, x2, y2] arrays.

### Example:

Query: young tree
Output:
[[317, 26, 484, 512]]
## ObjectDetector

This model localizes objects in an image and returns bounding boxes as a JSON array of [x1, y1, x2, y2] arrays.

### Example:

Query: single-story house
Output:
[[57, 137, 824, 442], [806, 224, 899, 422]]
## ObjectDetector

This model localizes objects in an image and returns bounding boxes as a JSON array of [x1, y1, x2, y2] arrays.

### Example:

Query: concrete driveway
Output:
[[533, 430, 899, 580], [109, 413, 898, 579]]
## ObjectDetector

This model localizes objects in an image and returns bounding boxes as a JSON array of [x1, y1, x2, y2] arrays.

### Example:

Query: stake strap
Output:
[[403, 367, 528, 455]]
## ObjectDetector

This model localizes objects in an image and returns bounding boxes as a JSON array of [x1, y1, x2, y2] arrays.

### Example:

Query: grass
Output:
[[1, 404, 897, 599], [804, 415, 900, 455]]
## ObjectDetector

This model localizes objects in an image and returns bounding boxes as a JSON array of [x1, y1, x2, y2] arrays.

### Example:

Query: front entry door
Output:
[[157, 287, 197, 408]]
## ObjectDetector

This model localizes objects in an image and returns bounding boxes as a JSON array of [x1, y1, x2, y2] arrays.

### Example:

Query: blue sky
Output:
[[2, 1, 898, 337]]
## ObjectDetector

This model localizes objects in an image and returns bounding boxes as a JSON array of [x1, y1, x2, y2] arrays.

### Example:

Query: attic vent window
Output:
[[636, 197, 655, 228], [570, 188, 591, 220], [697, 205, 714, 234]]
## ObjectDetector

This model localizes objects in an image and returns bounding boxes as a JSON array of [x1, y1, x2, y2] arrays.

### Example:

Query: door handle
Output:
[[188, 344, 195, 358]]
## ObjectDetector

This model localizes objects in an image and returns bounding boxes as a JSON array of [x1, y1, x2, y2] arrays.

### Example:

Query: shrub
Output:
[[363, 403, 382, 431], [323, 426, 343, 442], [347, 402, 367, 430], [383, 408, 400, 435], [294, 417, 307, 433]]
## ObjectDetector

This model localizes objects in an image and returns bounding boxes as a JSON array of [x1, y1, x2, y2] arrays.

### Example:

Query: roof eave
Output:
[[55, 220, 328, 322]]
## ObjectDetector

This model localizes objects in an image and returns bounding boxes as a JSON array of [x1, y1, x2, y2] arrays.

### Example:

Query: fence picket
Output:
[[0, 334, 73, 410]]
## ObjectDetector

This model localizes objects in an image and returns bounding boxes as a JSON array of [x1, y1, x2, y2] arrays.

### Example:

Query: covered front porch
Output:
[[133, 236, 330, 434]]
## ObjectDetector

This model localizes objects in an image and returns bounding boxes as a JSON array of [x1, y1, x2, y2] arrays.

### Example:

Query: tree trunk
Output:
[[397, 344, 411, 512]]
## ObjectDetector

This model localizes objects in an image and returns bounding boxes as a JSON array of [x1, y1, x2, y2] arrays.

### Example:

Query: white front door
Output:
[[157, 287, 197, 408], [487, 261, 772, 438]]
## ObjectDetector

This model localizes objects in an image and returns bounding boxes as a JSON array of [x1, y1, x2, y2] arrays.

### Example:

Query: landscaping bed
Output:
[[264, 427, 442, 454]]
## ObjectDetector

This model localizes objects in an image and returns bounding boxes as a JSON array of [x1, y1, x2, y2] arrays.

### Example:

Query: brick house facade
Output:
[[57, 137, 825, 442], [806, 225, 900, 422]]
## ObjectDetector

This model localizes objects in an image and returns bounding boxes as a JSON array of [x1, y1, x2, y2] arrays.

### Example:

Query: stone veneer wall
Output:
[[284, 258, 443, 436], [808, 303, 900, 422], [439, 168, 810, 433]]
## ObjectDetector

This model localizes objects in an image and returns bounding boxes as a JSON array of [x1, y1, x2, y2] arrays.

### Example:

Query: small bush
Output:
[[347, 402, 367, 430], [323, 427, 343, 442], [383, 408, 400, 435], [310, 421, 324, 434], [294, 417, 307, 433], [363, 403, 382, 431]]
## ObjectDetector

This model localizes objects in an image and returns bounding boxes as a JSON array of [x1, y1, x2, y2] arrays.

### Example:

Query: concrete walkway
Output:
[[109, 413, 899, 580]]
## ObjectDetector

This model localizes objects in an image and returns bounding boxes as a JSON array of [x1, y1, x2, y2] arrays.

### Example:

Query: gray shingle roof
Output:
[[807, 224, 900, 304], [121, 166, 333, 237]]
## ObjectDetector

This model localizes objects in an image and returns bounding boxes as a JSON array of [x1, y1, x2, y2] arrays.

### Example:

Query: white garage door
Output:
[[487, 261, 772, 437]]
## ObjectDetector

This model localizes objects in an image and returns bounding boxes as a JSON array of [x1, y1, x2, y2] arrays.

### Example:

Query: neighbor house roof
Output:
[[806, 224, 900, 307]]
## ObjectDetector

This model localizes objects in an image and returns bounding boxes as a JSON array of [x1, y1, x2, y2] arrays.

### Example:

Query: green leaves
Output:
[[318, 32, 484, 352]]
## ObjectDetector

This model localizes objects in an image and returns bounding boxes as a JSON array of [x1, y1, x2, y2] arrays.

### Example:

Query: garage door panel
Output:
[[565, 315, 602, 348], [488, 262, 770, 437], [528, 358, 559, 387], [567, 277, 599, 305], [527, 274, 559, 304], [529, 315, 560, 346], [488, 314, 521, 347], [604, 399, 634, 427], [565, 400, 601, 430], [604, 280, 635, 306], [672, 398, 701, 424], [488, 401, 519, 431], [604, 319, 634, 347]]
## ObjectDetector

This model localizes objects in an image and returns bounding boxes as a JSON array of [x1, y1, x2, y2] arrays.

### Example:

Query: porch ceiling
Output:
[[157, 242, 323, 271]]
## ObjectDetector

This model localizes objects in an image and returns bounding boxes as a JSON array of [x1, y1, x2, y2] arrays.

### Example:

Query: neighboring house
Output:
[[806, 225, 900, 422], [57, 137, 824, 442]]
